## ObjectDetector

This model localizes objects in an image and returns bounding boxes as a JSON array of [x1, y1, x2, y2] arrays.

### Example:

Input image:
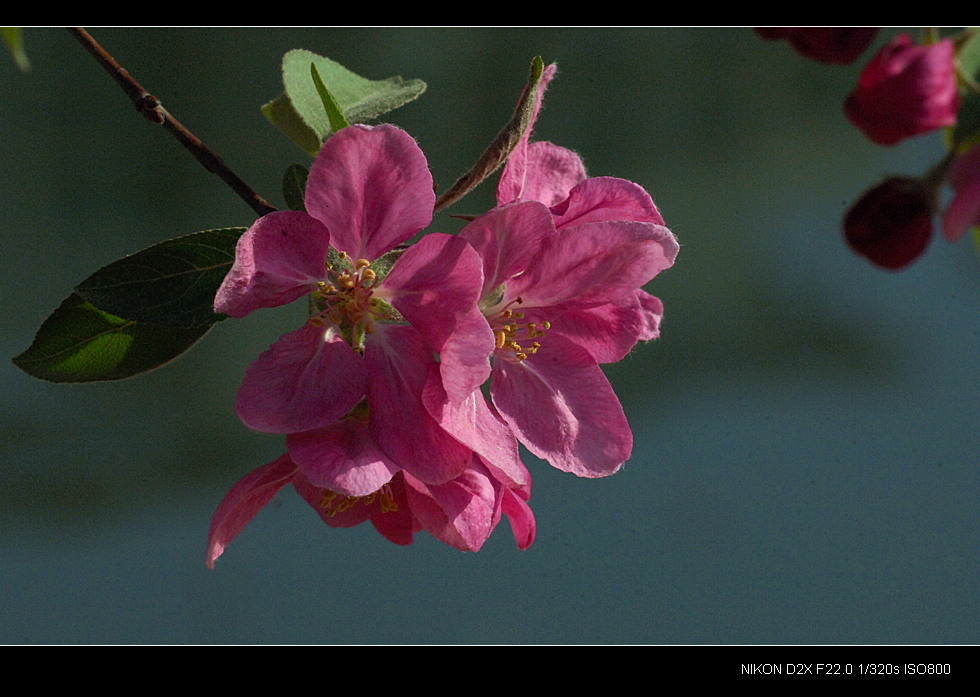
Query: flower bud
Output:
[[843, 176, 937, 269], [844, 34, 958, 146], [755, 27, 879, 65]]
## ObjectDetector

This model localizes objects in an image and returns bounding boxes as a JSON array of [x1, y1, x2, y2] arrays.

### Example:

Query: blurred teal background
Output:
[[3, 27, 979, 644]]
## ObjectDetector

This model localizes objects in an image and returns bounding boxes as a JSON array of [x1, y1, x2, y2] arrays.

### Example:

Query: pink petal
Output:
[[490, 335, 632, 478], [215, 211, 331, 318], [381, 232, 491, 355], [365, 324, 473, 484], [235, 322, 367, 434], [304, 124, 435, 261], [422, 363, 529, 490], [636, 290, 665, 341], [458, 201, 557, 298], [403, 465, 497, 552], [943, 147, 980, 242], [942, 176, 980, 242], [205, 454, 297, 569], [551, 176, 666, 229], [546, 295, 652, 364], [502, 141, 587, 207], [501, 487, 536, 550], [507, 220, 679, 312], [434, 307, 495, 403], [286, 417, 401, 497]]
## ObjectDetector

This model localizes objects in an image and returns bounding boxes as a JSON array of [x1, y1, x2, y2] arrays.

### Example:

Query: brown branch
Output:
[[68, 27, 276, 218]]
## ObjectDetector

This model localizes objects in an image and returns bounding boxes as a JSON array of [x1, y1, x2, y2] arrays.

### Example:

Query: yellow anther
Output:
[[361, 268, 377, 283], [355, 258, 371, 271], [495, 330, 507, 349], [541, 320, 551, 330], [516, 352, 527, 360]]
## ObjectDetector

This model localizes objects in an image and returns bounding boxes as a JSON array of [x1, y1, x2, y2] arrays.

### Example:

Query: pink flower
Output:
[[454, 200, 677, 479], [437, 63, 677, 479], [843, 176, 938, 269], [942, 145, 980, 242], [215, 123, 495, 491], [755, 27, 879, 65], [204, 451, 536, 568], [844, 34, 958, 146]]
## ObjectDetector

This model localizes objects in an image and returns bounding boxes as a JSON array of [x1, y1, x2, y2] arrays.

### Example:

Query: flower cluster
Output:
[[760, 27, 980, 271], [205, 64, 679, 567], [840, 32, 961, 269]]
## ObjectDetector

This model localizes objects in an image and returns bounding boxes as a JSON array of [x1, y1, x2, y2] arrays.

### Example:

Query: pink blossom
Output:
[[755, 27, 879, 65], [205, 451, 535, 568], [215, 124, 494, 491], [942, 146, 980, 242], [445, 64, 677, 478], [455, 199, 678, 478], [844, 34, 958, 146]]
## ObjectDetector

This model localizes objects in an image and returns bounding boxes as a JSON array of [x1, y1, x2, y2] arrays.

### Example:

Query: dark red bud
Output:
[[843, 176, 937, 270]]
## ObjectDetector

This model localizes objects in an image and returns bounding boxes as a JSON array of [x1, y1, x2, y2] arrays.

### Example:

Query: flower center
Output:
[[310, 252, 389, 349], [488, 296, 551, 362], [318, 483, 399, 517]]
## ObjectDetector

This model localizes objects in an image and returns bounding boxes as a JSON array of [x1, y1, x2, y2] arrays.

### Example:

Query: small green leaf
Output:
[[2, 27, 30, 71], [310, 62, 349, 133], [261, 95, 323, 157], [433, 56, 545, 212], [953, 32, 980, 148], [75, 227, 246, 328], [263, 49, 426, 154], [13, 292, 212, 383], [282, 164, 309, 211]]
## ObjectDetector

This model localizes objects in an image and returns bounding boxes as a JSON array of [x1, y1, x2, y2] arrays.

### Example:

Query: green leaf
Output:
[[433, 56, 545, 212], [2, 27, 30, 71], [75, 227, 246, 328], [282, 164, 309, 211], [310, 62, 349, 133], [13, 292, 212, 383], [262, 49, 427, 155], [261, 94, 324, 157], [953, 32, 980, 148]]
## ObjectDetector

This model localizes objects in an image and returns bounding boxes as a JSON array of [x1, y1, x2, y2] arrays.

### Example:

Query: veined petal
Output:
[[365, 324, 473, 484], [287, 417, 400, 498], [507, 220, 679, 312], [551, 176, 666, 229], [490, 335, 632, 478], [402, 464, 497, 552], [636, 290, 665, 341], [235, 322, 367, 434], [381, 232, 490, 352], [499, 140, 586, 208], [458, 201, 557, 299], [501, 487, 536, 550], [205, 454, 297, 569], [304, 124, 435, 261], [422, 362, 528, 490], [215, 211, 331, 318], [547, 295, 651, 364]]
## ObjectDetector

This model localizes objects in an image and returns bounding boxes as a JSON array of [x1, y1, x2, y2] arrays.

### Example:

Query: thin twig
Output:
[[68, 27, 276, 218]]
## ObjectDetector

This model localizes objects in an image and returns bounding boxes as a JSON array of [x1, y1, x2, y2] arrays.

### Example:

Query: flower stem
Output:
[[67, 27, 276, 218]]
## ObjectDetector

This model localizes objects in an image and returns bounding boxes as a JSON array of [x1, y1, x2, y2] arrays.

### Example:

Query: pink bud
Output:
[[844, 34, 958, 146]]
